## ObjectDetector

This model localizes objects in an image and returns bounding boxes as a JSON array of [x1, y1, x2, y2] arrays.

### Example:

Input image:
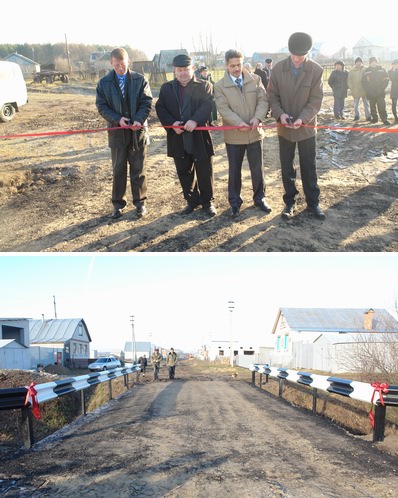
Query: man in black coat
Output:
[[361, 56, 390, 125], [155, 54, 216, 216], [96, 48, 153, 219]]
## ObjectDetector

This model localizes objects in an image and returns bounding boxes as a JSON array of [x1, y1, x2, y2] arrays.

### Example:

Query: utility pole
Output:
[[53, 295, 57, 319], [228, 301, 235, 367], [65, 33, 71, 74], [130, 316, 136, 363]]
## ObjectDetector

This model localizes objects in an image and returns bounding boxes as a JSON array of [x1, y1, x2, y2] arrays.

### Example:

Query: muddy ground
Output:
[[0, 83, 397, 252], [1, 362, 398, 497]]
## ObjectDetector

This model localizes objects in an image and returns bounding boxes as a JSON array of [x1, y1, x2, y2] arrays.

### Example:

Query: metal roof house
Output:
[[271, 308, 398, 373], [3, 53, 40, 77], [29, 318, 92, 369], [352, 37, 393, 63]]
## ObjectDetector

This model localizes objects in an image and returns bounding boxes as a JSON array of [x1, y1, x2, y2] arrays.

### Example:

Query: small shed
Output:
[[3, 53, 40, 77], [0, 339, 30, 370]]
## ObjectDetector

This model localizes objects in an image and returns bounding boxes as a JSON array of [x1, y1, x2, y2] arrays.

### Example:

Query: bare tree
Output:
[[337, 303, 398, 382]]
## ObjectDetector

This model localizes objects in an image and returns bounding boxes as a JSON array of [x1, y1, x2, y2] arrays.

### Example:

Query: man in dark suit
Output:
[[96, 47, 152, 220], [155, 54, 216, 217]]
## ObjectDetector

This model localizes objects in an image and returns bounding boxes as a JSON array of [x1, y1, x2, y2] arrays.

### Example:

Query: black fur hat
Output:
[[288, 32, 313, 56]]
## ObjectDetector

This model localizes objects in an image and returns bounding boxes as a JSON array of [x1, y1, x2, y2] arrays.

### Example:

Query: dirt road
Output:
[[1, 375, 397, 497], [0, 85, 397, 252]]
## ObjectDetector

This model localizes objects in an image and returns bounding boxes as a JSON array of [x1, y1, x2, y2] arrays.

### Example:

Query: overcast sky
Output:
[[2, 1, 397, 59], [0, 254, 397, 353]]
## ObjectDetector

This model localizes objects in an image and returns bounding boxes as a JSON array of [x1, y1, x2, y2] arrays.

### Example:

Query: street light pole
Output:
[[130, 315, 136, 363], [228, 301, 235, 367]]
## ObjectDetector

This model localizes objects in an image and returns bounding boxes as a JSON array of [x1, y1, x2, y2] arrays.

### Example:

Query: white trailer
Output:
[[0, 61, 28, 122]]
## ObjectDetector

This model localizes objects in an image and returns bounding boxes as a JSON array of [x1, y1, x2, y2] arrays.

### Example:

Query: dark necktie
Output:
[[236, 77, 242, 91], [118, 77, 125, 97]]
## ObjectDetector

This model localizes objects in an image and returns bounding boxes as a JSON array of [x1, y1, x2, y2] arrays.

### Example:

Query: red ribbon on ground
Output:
[[369, 381, 389, 429], [24, 382, 41, 419], [1, 122, 397, 140]]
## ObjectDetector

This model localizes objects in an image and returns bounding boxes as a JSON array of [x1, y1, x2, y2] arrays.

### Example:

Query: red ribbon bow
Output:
[[24, 382, 41, 419], [369, 381, 389, 429]]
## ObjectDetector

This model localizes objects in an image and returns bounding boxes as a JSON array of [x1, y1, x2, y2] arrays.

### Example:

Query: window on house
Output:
[[72, 343, 77, 355], [276, 336, 281, 351], [78, 324, 83, 336], [284, 335, 289, 350]]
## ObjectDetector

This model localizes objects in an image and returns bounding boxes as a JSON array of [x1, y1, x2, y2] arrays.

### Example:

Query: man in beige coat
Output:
[[347, 57, 371, 121], [215, 49, 271, 217], [267, 32, 325, 220]]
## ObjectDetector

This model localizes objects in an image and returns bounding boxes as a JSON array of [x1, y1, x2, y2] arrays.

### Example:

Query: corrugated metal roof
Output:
[[280, 308, 398, 333], [30, 319, 91, 343]]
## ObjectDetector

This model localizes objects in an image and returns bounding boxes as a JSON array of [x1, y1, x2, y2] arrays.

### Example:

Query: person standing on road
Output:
[[166, 348, 178, 380], [347, 57, 371, 122], [151, 348, 162, 381], [214, 49, 271, 218], [155, 54, 217, 217], [361, 56, 390, 125], [96, 47, 153, 220], [388, 59, 398, 124], [138, 354, 147, 376], [328, 60, 348, 120], [267, 32, 325, 221]]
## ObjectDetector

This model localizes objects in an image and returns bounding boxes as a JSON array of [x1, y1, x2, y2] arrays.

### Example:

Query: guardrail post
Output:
[[81, 390, 86, 416], [108, 379, 113, 400], [373, 404, 386, 442], [278, 378, 284, 398], [124, 374, 129, 389], [251, 370, 256, 385], [259, 373, 263, 389], [20, 406, 34, 449], [312, 388, 318, 413]]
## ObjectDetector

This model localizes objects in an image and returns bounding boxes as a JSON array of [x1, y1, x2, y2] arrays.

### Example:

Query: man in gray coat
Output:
[[215, 49, 271, 217], [267, 33, 325, 220], [96, 48, 153, 220]]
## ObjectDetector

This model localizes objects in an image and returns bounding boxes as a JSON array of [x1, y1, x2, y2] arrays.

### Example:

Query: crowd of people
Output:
[[96, 37, 398, 224]]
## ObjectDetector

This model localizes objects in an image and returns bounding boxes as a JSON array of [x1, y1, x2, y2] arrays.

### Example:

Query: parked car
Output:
[[88, 356, 121, 371], [0, 61, 28, 122]]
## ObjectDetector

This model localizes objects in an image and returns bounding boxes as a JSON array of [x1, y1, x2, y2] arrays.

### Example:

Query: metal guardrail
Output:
[[0, 364, 141, 448], [249, 364, 398, 442]]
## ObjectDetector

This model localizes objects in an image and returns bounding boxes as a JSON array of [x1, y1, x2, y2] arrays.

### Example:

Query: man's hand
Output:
[[173, 121, 185, 135], [281, 113, 302, 129], [250, 118, 260, 129], [184, 120, 198, 132], [238, 121, 250, 132]]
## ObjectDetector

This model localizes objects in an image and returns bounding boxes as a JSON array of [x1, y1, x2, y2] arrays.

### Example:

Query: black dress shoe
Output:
[[181, 204, 196, 215], [281, 204, 296, 220], [203, 204, 217, 217], [136, 205, 147, 219], [231, 206, 240, 217], [109, 209, 123, 219], [256, 200, 272, 214], [307, 205, 326, 220]]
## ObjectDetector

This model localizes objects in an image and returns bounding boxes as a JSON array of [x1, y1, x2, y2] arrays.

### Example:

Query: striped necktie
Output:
[[118, 76, 125, 97], [236, 77, 242, 91]]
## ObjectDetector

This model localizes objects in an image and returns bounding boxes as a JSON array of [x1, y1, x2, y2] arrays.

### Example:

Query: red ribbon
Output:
[[1, 122, 397, 140], [24, 382, 41, 419], [369, 381, 388, 429]]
